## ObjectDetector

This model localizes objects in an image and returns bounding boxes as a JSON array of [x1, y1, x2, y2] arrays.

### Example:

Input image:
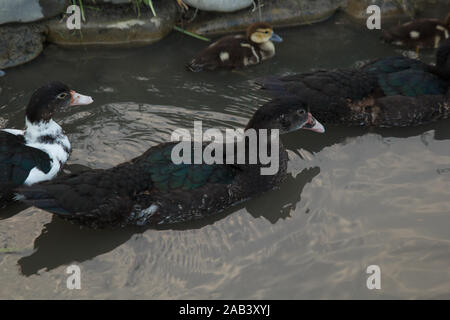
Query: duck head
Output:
[[245, 97, 325, 134], [247, 22, 283, 44], [436, 38, 450, 79], [26, 82, 93, 124]]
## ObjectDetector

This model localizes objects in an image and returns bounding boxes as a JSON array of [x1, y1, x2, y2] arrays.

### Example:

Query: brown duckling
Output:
[[382, 13, 450, 50], [187, 22, 283, 72]]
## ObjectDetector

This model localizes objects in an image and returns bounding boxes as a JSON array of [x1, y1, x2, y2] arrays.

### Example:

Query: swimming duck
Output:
[[257, 38, 450, 127], [0, 82, 93, 207], [381, 13, 450, 50], [18, 97, 324, 228], [187, 22, 283, 72]]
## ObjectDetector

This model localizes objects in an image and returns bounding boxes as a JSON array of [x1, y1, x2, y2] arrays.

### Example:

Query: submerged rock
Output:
[[46, 1, 177, 46], [0, 0, 68, 25], [0, 24, 46, 69], [183, 0, 253, 12], [182, 0, 346, 36]]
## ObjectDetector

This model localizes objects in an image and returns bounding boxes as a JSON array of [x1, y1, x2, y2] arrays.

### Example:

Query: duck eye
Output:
[[57, 92, 68, 99], [297, 109, 306, 115]]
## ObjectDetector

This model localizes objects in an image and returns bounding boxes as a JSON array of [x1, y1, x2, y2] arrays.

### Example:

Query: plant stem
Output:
[[173, 26, 211, 42]]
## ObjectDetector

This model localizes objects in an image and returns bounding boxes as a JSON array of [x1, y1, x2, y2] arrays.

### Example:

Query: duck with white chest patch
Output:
[[187, 22, 282, 72], [0, 82, 93, 207]]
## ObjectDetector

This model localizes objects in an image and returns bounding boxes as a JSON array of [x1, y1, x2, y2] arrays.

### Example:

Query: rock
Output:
[[344, 0, 450, 24], [0, 24, 46, 69], [46, 1, 177, 46], [85, 0, 132, 4], [183, 0, 253, 12], [0, 0, 68, 25], [344, 0, 412, 19], [182, 0, 346, 36]]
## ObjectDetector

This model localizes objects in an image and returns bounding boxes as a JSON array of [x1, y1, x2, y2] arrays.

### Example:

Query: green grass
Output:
[[72, 0, 86, 22], [134, 0, 157, 17], [173, 26, 211, 42]]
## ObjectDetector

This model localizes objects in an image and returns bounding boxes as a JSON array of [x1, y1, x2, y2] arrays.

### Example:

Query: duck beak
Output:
[[269, 32, 283, 43], [69, 90, 94, 106], [301, 113, 325, 133]]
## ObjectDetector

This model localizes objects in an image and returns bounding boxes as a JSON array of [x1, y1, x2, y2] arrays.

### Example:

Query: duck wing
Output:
[[360, 56, 448, 95], [361, 56, 428, 74], [0, 131, 52, 205], [257, 58, 449, 126], [257, 69, 379, 101], [17, 142, 239, 227], [187, 35, 255, 71], [376, 68, 448, 97], [258, 55, 430, 98]]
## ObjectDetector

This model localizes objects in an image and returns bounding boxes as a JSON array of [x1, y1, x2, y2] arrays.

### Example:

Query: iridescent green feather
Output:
[[145, 144, 235, 193]]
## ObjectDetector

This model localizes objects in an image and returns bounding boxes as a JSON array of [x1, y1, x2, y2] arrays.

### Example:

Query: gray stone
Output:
[[46, 1, 177, 46], [183, 0, 253, 12], [344, 0, 410, 19], [0, 0, 68, 25], [184, 0, 346, 36], [85, 0, 133, 4], [0, 24, 46, 69], [344, 0, 450, 22]]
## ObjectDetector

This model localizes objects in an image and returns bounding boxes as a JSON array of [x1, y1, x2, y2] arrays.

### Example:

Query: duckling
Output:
[[187, 22, 282, 72], [18, 97, 324, 228], [257, 38, 450, 127], [0, 82, 93, 207], [382, 13, 450, 50]]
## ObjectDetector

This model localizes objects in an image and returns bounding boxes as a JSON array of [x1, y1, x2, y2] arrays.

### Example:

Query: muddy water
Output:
[[1, 13, 450, 299]]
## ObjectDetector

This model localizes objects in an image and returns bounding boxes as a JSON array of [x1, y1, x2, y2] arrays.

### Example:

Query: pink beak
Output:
[[302, 112, 325, 133], [69, 90, 94, 106]]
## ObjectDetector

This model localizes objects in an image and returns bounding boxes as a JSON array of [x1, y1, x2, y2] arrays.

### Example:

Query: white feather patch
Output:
[[260, 41, 275, 60], [435, 35, 441, 48], [409, 31, 420, 39], [240, 43, 259, 64], [141, 204, 159, 216], [23, 118, 71, 186], [1, 129, 24, 136], [219, 51, 230, 62], [13, 193, 25, 201], [436, 25, 449, 38]]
